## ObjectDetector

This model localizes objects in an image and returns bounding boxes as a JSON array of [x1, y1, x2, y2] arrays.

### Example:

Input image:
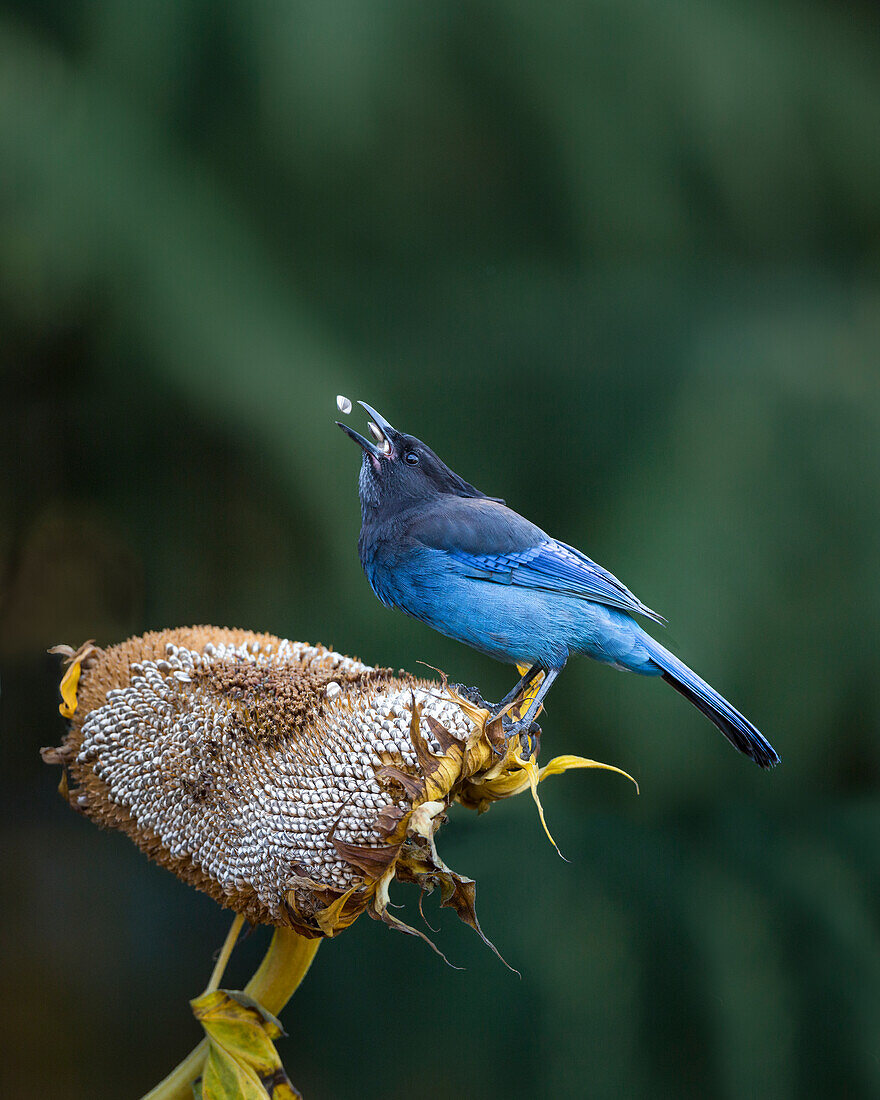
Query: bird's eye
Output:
[[404, 451, 420, 465]]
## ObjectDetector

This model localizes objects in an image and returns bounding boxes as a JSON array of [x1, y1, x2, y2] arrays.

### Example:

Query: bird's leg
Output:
[[504, 667, 562, 742], [488, 663, 543, 720]]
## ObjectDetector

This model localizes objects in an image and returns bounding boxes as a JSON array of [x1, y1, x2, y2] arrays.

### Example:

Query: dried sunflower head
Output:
[[43, 626, 632, 954]]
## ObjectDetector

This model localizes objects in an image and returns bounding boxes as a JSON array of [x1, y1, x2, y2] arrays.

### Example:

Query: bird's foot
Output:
[[450, 683, 495, 711], [449, 684, 541, 758], [503, 717, 542, 760]]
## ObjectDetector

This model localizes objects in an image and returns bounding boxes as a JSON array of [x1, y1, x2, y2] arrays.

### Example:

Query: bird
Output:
[[337, 401, 779, 768]]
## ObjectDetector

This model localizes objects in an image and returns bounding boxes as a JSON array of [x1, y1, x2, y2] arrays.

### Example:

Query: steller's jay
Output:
[[337, 402, 779, 768]]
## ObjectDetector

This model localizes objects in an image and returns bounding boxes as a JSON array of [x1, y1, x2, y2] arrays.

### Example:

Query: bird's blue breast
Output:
[[358, 494, 663, 672], [363, 542, 656, 672]]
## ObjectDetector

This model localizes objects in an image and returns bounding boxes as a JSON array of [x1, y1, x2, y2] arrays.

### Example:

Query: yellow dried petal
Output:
[[58, 659, 81, 718], [514, 752, 567, 859], [512, 750, 639, 861], [539, 753, 640, 795], [314, 885, 362, 937]]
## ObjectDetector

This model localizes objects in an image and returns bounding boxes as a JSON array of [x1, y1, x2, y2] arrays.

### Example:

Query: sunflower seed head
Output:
[[44, 628, 616, 956], [43, 628, 482, 935]]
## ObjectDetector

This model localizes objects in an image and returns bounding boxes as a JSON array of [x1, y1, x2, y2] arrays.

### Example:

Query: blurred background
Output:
[[2, 1, 879, 1096]]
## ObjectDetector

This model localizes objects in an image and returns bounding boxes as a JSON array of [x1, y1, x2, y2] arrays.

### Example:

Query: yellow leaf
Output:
[[263, 1075, 302, 1100], [191, 989, 302, 1099], [196, 989, 286, 1038], [193, 991, 282, 1076], [200, 1045, 268, 1100]]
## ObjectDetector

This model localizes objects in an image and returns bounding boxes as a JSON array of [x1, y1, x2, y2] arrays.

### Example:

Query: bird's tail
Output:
[[643, 637, 780, 769]]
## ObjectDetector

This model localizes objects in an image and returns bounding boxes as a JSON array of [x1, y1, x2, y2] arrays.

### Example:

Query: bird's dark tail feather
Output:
[[644, 640, 780, 769]]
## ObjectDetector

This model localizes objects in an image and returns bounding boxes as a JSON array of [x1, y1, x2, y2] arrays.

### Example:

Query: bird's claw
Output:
[[491, 713, 542, 759], [504, 717, 542, 760], [450, 683, 495, 711], [449, 684, 541, 758]]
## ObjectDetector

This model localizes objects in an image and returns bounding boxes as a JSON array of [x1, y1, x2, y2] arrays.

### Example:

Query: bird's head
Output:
[[337, 401, 501, 516]]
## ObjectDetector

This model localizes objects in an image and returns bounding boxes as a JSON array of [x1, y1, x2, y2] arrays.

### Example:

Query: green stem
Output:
[[141, 923, 321, 1100], [243, 925, 321, 1016], [203, 912, 245, 996]]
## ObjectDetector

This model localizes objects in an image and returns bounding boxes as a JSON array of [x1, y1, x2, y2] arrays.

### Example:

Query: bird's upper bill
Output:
[[336, 402, 397, 471]]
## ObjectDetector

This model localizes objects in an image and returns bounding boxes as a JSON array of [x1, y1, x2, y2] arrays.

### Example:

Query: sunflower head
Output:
[[43, 626, 632, 955]]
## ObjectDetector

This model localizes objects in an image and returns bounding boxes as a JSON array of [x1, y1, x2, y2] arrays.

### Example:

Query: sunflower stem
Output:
[[203, 912, 245, 995], [140, 924, 321, 1100], [243, 926, 321, 1016]]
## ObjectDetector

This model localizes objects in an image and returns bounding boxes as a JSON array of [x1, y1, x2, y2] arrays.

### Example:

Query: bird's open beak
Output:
[[336, 421, 384, 459], [336, 401, 396, 462]]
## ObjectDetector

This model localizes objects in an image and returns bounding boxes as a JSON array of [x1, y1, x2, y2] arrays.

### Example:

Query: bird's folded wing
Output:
[[448, 539, 665, 624], [408, 502, 664, 624]]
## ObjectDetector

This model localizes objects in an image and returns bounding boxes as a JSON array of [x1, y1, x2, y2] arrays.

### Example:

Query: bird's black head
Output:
[[337, 402, 502, 518]]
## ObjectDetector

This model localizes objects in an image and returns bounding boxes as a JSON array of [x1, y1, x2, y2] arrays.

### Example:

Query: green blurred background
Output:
[[2, 1, 879, 1096]]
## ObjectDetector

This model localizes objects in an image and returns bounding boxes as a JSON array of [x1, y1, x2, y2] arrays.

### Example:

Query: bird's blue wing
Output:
[[408, 498, 664, 624], [448, 539, 665, 624]]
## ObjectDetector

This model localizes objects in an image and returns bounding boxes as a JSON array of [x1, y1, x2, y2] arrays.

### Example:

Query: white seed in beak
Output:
[[368, 421, 384, 443], [336, 394, 352, 414]]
